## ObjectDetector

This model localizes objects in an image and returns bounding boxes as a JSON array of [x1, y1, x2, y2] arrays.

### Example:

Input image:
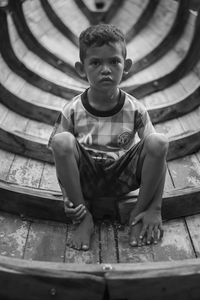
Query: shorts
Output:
[[72, 140, 145, 200]]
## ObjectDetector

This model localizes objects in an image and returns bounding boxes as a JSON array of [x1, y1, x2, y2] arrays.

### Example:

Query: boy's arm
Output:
[[132, 106, 165, 242], [136, 108, 156, 141]]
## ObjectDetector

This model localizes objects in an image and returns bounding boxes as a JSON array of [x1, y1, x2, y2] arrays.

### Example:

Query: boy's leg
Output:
[[51, 132, 94, 250], [129, 133, 169, 246]]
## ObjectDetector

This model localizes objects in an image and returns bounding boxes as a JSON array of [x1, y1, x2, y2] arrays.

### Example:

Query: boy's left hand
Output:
[[131, 209, 164, 245]]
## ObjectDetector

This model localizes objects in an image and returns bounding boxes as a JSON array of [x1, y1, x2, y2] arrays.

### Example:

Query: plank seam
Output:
[[184, 217, 199, 258]]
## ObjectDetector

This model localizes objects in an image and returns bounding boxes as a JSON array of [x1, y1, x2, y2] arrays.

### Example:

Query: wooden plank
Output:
[[2, 108, 28, 132], [0, 181, 66, 222], [39, 162, 60, 191], [185, 213, 200, 257], [7, 155, 44, 188], [25, 119, 52, 140], [106, 263, 200, 300], [0, 126, 53, 163], [0, 267, 105, 300], [0, 212, 29, 258], [100, 221, 118, 263], [23, 0, 79, 63], [152, 219, 196, 262], [65, 223, 100, 264], [48, 0, 90, 36], [8, 13, 83, 88], [178, 105, 200, 133], [0, 149, 15, 180], [117, 224, 154, 263], [24, 220, 67, 262], [168, 154, 200, 189], [118, 186, 200, 224], [164, 166, 174, 191]]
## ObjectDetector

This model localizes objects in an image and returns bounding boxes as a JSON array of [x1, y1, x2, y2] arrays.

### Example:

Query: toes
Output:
[[82, 244, 89, 251], [67, 238, 81, 250], [129, 238, 137, 247], [129, 230, 138, 247]]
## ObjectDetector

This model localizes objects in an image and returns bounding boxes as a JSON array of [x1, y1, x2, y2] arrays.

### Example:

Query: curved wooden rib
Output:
[[7, 0, 197, 100], [40, 0, 79, 46], [0, 125, 53, 163], [148, 86, 200, 124], [0, 179, 200, 223], [124, 0, 190, 78], [73, 0, 125, 25], [124, 11, 200, 98], [9, 0, 81, 80], [7, 14, 86, 92], [0, 83, 60, 125], [36, 0, 183, 78], [0, 120, 199, 163], [0, 9, 82, 99], [0, 78, 199, 126], [125, 0, 159, 43]]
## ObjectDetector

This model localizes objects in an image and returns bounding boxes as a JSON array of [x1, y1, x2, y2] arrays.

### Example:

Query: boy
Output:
[[50, 24, 169, 251]]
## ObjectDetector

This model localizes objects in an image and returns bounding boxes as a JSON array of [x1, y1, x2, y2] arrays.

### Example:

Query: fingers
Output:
[[131, 212, 145, 226], [139, 224, 148, 240], [139, 224, 164, 246], [159, 224, 164, 240], [153, 226, 159, 244], [146, 225, 153, 245], [64, 203, 87, 220]]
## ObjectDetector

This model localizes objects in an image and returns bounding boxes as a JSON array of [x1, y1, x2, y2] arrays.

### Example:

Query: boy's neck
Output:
[[88, 87, 120, 111]]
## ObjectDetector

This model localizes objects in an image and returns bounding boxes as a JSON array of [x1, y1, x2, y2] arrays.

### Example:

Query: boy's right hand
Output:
[[64, 199, 87, 222]]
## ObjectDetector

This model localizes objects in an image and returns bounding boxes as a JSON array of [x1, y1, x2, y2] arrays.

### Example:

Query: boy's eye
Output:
[[90, 60, 100, 66], [110, 58, 120, 65]]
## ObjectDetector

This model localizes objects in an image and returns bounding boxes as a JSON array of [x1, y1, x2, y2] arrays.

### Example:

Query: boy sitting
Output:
[[50, 24, 169, 251]]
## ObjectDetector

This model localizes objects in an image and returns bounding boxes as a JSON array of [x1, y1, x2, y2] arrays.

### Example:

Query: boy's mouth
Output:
[[100, 77, 113, 82]]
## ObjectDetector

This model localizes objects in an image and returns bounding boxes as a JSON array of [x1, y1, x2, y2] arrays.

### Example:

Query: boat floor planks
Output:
[[185, 214, 200, 257], [0, 212, 30, 259], [0, 211, 199, 265], [24, 219, 67, 262]]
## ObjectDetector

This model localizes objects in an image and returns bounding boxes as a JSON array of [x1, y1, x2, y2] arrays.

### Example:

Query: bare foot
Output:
[[129, 221, 144, 247], [67, 211, 94, 251]]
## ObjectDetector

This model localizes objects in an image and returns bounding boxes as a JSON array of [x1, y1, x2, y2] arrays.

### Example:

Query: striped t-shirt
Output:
[[52, 89, 155, 161]]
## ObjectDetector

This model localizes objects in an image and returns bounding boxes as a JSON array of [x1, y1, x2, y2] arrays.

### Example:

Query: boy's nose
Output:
[[101, 64, 111, 74]]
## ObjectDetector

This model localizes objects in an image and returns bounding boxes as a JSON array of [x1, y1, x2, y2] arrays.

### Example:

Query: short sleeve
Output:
[[47, 102, 75, 149], [134, 103, 155, 139]]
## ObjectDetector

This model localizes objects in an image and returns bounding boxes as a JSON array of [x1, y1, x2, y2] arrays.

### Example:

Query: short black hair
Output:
[[79, 24, 127, 62]]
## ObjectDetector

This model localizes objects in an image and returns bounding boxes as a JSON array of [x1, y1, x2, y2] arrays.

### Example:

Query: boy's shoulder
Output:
[[123, 91, 147, 112], [62, 92, 83, 116]]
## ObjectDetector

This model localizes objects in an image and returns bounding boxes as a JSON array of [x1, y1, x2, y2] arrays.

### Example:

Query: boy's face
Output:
[[76, 42, 131, 92]]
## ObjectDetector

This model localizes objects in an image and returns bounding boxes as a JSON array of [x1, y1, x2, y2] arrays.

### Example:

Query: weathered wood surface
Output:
[[10, 0, 196, 95], [124, 10, 200, 97], [74, 0, 126, 25], [0, 117, 199, 163], [106, 263, 200, 300], [1, 178, 200, 224], [0, 211, 199, 265], [0, 266, 105, 300], [1, 54, 199, 125], [40, 0, 79, 46], [8, 14, 85, 90], [0, 9, 82, 98], [10, 0, 81, 79], [125, 0, 190, 77]]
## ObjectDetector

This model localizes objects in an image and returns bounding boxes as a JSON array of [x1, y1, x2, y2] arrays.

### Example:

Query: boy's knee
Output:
[[51, 132, 76, 156], [145, 133, 169, 158]]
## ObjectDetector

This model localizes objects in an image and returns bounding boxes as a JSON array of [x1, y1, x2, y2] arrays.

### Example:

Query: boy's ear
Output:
[[123, 58, 132, 75], [75, 61, 86, 78]]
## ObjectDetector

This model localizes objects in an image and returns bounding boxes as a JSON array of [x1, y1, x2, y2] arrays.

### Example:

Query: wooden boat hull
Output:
[[1, 256, 200, 300]]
